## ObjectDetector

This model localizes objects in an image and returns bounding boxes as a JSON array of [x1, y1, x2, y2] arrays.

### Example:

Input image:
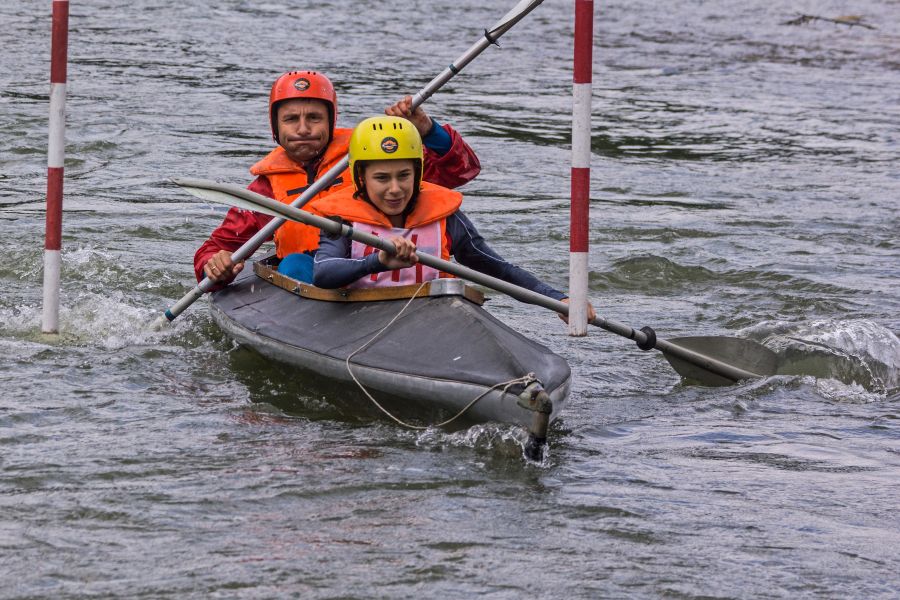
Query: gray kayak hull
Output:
[[209, 265, 572, 428]]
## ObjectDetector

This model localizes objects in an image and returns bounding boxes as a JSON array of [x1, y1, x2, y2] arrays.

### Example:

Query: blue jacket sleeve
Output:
[[313, 232, 388, 289], [422, 118, 453, 156], [446, 211, 566, 302]]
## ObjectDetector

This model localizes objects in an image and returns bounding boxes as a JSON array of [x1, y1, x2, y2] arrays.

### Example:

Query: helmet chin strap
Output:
[[353, 187, 370, 203], [407, 164, 423, 211]]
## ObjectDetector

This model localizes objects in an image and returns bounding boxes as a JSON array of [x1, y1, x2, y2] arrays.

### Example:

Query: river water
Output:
[[1, 0, 899, 597]]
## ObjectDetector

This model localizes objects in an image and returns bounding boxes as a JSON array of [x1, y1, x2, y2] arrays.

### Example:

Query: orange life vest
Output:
[[249, 128, 353, 257], [308, 182, 463, 286]]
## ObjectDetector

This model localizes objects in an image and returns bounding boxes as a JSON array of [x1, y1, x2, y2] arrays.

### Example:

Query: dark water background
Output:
[[2, 0, 899, 597]]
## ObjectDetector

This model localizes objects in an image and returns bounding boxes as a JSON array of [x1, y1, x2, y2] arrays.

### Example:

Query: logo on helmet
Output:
[[380, 137, 399, 154], [293, 78, 311, 92]]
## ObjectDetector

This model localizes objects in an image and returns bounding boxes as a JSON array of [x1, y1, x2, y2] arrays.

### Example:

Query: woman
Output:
[[309, 116, 594, 320]]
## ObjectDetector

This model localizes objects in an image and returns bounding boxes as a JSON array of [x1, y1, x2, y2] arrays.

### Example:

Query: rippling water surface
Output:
[[1, 0, 899, 597]]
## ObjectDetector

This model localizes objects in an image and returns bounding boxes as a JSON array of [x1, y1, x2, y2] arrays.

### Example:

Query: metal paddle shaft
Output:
[[171, 178, 779, 387], [157, 0, 547, 326]]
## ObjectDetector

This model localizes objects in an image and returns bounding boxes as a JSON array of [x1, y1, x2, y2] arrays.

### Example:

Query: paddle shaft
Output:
[[159, 0, 546, 325], [172, 178, 760, 384]]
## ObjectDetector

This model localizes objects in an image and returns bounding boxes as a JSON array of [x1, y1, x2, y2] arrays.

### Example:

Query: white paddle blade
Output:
[[173, 179, 295, 222], [490, 0, 545, 35]]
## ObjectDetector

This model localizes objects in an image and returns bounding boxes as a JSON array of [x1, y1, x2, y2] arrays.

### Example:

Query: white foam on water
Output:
[[801, 319, 900, 367], [407, 423, 556, 464], [410, 422, 526, 453], [809, 376, 885, 404], [744, 318, 900, 394], [1, 239, 200, 351], [0, 291, 190, 350]]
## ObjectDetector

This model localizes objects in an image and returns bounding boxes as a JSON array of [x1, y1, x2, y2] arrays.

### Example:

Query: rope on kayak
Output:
[[345, 281, 537, 430]]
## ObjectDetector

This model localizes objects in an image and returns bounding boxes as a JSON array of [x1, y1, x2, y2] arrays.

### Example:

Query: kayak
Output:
[[209, 255, 572, 437]]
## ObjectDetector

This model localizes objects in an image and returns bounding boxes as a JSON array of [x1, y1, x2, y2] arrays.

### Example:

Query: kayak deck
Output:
[[209, 259, 571, 429]]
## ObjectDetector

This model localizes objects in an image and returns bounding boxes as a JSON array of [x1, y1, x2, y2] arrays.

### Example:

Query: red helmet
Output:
[[268, 70, 338, 143]]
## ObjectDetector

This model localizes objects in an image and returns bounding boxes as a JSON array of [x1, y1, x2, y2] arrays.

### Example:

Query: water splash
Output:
[[1, 239, 199, 349], [810, 377, 886, 404], [746, 319, 900, 395], [413, 423, 529, 458], [0, 291, 190, 350]]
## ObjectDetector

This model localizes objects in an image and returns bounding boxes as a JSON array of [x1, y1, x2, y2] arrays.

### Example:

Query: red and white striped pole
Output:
[[568, 0, 593, 336], [42, 0, 69, 334]]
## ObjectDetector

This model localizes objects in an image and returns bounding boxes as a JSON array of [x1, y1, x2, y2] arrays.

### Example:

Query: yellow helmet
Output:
[[349, 116, 424, 193]]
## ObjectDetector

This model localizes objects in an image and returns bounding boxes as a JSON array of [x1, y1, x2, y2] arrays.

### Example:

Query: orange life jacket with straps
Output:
[[308, 182, 463, 287], [249, 128, 353, 257]]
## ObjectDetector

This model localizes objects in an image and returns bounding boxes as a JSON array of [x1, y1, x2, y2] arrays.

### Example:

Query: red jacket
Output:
[[193, 124, 480, 284]]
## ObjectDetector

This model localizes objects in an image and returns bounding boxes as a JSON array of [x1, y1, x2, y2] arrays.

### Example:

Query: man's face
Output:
[[276, 98, 330, 163]]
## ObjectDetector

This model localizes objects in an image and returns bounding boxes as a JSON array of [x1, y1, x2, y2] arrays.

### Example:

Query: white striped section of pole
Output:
[[568, 0, 593, 336], [42, 0, 69, 334]]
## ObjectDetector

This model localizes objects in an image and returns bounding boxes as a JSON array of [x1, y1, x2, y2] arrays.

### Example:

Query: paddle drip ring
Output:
[[324, 215, 347, 240], [637, 326, 657, 351]]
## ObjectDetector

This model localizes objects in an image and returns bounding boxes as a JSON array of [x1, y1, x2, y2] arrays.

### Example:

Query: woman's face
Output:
[[362, 159, 415, 223]]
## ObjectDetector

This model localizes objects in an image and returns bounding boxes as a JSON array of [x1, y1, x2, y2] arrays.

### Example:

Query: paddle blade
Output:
[[663, 336, 779, 387], [490, 0, 545, 35], [171, 177, 293, 222]]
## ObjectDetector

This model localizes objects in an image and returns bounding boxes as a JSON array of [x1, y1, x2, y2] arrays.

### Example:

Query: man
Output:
[[194, 70, 481, 286]]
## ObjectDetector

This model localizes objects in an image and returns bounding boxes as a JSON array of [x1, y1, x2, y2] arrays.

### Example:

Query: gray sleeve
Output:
[[312, 232, 387, 289]]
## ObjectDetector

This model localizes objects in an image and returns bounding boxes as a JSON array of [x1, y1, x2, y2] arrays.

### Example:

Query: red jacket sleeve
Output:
[[193, 176, 275, 283], [422, 125, 481, 189]]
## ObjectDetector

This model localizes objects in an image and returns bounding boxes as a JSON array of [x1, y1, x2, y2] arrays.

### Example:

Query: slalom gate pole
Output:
[[42, 0, 70, 334], [568, 0, 593, 337]]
